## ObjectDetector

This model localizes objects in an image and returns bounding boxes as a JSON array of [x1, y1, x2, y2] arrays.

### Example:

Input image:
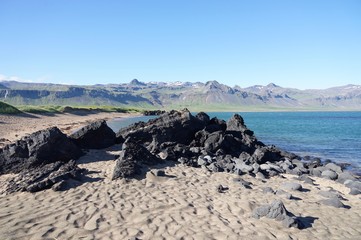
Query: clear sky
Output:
[[0, 0, 360, 89]]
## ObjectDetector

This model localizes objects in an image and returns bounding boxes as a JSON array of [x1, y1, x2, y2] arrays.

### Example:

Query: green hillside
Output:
[[0, 101, 22, 114]]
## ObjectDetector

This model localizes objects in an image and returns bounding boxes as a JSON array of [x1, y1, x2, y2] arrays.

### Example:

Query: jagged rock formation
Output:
[[113, 109, 298, 178], [112, 141, 162, 180], [0, 127, 83, 174], [252, 200, 300, 228], [69, 120, 116, 149], [0, 127, 84, 193], [4, 160, 83, 193]]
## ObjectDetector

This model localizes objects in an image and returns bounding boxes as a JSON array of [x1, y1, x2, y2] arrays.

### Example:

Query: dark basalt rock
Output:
[[319, 197, 346, 208], [4, 160, 83, 193], [116, 109, 208, 150], [252, 200, 300, 228], [112, 140, 162, 180], [0, 127, 83, 175], [112, 109, 300, 179], [280, 182, 303, 191], [69, 120, 116, 149]]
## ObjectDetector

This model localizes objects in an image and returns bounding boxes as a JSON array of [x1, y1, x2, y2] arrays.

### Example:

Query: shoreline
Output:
[[0, 111, 361, 239], [0, 111, 141, 147]]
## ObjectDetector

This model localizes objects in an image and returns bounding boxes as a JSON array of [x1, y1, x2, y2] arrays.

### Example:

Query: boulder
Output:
[[252, 200, 299, 228], [112, 141, 162, 180], [69, 120, 116, 149], [349, 188, 361, 195], [325, 163, 343, 173], [319, 197, 346, 208], [321, 170, 338, 180], [0, 127, 83, 175], [337, 172, 356, 184], [117, 109, 207, 149], [233, 159, 254, 174], [345, 180, 361, 191], [318, 190, 344, 200], [4, 160, 83, 193], [275, 189, 292, 199], [150, 169, 166, 177], [280, 182, 302, 191], [296, 175, 315, 185]]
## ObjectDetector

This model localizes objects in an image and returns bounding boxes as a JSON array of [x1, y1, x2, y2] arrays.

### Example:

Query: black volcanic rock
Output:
[[4, 160, 83, 193], [112, 109, 298, 179], [69, 120, 116, 149], [252, 200, 300, 228], [0, 127, 83, 175], [112, 140, 162, 180], [116, 109, 208, 151]]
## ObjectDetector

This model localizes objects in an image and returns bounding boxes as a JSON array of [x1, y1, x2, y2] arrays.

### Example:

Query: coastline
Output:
[[0, 111, 361, 239], [0, 111, 141, 147]]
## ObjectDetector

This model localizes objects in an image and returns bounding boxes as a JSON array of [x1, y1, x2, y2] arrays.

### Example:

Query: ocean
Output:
[[107, 111, 361, 172]]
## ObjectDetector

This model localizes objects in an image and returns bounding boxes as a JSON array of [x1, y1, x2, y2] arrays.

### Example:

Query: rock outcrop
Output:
[[0, 127, 85, 193], [4, 160, 83, 193], [69, 120, 116, 149], [112, 140, 162, 180], [0, 127, 83, 174], [113, 109, 299, 179], [252, 200, 300, 228]]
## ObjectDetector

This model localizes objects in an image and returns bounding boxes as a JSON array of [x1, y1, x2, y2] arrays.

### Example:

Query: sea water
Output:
[[108, 111, 361, 171]]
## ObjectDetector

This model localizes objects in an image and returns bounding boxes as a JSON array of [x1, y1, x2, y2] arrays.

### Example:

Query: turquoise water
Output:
[[108, 112, 361, 171]]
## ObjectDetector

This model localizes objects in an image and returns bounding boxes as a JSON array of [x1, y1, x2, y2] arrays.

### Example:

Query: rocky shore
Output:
[[0, 109, 360, 239]]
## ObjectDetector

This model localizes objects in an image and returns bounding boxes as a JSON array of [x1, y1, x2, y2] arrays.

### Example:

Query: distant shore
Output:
[[0, 111, 140, 147]]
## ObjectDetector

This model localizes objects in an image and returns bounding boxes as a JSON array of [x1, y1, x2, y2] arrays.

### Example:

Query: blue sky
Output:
[[0, 0, 360, 89]]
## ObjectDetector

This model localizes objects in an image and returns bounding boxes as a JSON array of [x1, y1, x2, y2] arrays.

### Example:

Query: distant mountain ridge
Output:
[[0, 80, 360, 111]]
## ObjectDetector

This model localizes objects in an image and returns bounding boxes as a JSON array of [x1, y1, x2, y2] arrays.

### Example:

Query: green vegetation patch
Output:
[[15, 105, 142, 114], [0, 101, 22, 114]]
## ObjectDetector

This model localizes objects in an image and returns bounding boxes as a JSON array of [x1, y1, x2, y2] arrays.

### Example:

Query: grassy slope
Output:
[[0, 101, 22, 114], [0, 102, 144, 115]]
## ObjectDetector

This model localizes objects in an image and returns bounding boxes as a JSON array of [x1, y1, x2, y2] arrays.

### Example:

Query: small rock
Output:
[[296, 175, 315, 185], [262, 187, 275, 194], [345, 180, 361, 191], [337, 172, 356, 184], [318, 190, 344, 200], [325, 163, 342, 173], [256, 172, 266, 179], [275, 190, 292, 199], [236, 179, 252, 189], [282, 216, 299, 228], [321, 170, 338, 180], [207, 162, 222, 172], [253, 200, 300, 228], [319, 197, 346, 208], [266, 200, 288, 220], [151, 169, 166, 177], [260, 164, 271, 171], [349, 188, 361, 195], [217, 185, 228, 193], [197, 157, 207, 166], [252, 205, 270, 219], [281, 182, 302, 191], [252, 163, 260, 174]]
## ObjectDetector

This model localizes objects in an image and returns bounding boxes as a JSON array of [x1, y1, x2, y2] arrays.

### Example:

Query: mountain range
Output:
[[0, 79, 360, 111]]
